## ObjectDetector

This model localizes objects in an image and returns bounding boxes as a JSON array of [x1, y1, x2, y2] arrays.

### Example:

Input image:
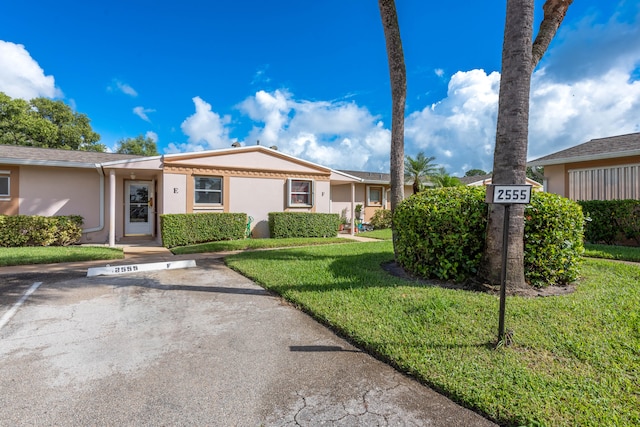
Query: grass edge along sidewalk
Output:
[[225, 240, 640, 427]]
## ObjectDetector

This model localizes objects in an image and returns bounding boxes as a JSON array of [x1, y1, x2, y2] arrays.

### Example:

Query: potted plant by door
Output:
[[355, 204, 363, 220], [339, 208, 349, 231]]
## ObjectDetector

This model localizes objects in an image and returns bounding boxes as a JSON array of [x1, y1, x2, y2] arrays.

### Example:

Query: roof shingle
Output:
[[0, 144, 145, 165], [529, 132, 640, 166]]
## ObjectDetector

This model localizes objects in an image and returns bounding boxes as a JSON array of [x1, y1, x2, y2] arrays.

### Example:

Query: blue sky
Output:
[[1, 0, 639, 175]]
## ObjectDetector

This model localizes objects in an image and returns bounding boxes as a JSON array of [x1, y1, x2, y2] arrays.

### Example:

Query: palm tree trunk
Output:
[[480, 0, 534, 290], [378, 0, 406, 259], [481, 0, 574, 290]]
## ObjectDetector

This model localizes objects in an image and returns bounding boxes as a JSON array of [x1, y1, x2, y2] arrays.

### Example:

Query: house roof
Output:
[[0, 144, 144, 168], [528, 132, 640, 166], [458, 174, 542, 187], [0, 144, 362, 182], [458, 174, 492, 185], [338, 170, 391, 184]]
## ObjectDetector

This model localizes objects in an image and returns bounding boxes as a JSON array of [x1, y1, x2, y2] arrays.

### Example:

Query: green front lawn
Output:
[[226, 241, 640, 427], [585, 243, 640, 262], [170, 237, 353, 254], [357, 228, 392, 240], [0, 245, 123, 267]]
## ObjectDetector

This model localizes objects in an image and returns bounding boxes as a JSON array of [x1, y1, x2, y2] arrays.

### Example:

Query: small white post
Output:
[[109, 169, 116, 247]]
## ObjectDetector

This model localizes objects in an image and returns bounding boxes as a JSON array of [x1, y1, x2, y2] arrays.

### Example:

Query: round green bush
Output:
[[393, 187, 584, 287], [524, 191, 584, 287], [394, 186, 487, 282], [370, 209, 392, 229]]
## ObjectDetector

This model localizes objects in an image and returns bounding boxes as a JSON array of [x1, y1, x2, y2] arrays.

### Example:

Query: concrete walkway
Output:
[[0, 240, 497, 426]]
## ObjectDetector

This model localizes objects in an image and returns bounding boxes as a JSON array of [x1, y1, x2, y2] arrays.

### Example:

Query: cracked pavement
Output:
[[0, 258, 496, 426]]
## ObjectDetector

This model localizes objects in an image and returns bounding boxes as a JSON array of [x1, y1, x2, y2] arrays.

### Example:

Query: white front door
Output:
[[125, 181, 153, 236]]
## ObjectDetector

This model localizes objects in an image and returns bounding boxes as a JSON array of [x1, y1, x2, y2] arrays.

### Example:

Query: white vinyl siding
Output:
[[569, 164, 640, 200]]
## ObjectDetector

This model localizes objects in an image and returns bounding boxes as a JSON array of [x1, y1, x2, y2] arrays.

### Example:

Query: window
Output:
[[0, 174, 9, 197], [367, 185, 383, 206], [194, 176, 222, 204], [288, 179, 313, 207]]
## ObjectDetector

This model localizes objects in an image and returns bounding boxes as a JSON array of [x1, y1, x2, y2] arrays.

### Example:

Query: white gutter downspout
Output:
[[82, 164, 105, 234], [109, 169, 116, 247], [350, 182, 355, 236]]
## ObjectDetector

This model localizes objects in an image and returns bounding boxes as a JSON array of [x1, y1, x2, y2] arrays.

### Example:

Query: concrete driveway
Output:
[[0, 257, 496, 426]]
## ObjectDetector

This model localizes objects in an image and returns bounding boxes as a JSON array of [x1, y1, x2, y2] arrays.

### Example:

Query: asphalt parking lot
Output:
[[0, 258, 496, 426]]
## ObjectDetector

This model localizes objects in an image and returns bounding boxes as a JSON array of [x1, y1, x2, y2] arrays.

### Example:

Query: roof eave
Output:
[[330, 169, 364, 183], [528, 149, 640, 167], [0, 158, 99, 169]]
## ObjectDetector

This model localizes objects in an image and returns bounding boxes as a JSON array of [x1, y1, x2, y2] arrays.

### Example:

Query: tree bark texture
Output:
[[532, 0, 574, 69], [481, 0, 574, 289], [481, 0, 534, 290], [378, 0, 406, 259]]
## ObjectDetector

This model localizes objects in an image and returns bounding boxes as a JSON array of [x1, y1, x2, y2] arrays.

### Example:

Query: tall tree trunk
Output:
[[481, 0, 573, 290], [480, 0, 534, 290], [378, 0, 406, 259]]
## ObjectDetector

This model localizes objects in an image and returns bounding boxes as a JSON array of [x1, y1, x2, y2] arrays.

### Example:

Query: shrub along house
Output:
[[0, 144, 371, 245], [528, 132, 640, 201]]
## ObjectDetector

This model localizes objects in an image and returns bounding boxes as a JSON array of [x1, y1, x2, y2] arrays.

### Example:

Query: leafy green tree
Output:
[[0, 92, 103, 151], [465, 169, 488, 177], [433, 168, 462, 187], [115, 135, 159, 156], [404, 152, 439, 193], [526, 166, 543, 183]]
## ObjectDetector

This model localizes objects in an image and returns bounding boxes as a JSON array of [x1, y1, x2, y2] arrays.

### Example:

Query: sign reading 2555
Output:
[[486, 185, 532, 204]]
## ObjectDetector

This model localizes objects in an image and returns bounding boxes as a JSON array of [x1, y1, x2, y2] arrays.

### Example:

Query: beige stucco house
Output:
[[332, 170, 414, 224], [0, 144, 392, 245], [528, 132, 640, 200]]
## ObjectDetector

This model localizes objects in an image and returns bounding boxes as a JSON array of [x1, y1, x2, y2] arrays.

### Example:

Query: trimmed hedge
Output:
[[394, 187, 584, 288], [160, 212, 247, 248], [0, 215, 83, 247], [269, 212, 339, 238], [370, 209, 392, 229], [578, 199, 640, 246], [524, 192, 584, 287], [394, 187, 487, 282]]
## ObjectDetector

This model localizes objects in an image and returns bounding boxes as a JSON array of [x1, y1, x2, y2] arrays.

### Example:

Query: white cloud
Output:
[[403, 5, 640, 176], [133, 106, 155, 122], [251, 65, 271, 86], [528, 68, 640, 159], [165, 3, 639, 176], [167, 96, 235, 153], [404, 69, 500, 175], [0, 40, 59, 100], [108, 79, 138, 97], [145, 131, 158, 142], [237, 89, 390, 170]]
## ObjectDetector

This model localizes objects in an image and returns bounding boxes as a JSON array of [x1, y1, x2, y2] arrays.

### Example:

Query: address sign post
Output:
[[485, 184, 532, 345]]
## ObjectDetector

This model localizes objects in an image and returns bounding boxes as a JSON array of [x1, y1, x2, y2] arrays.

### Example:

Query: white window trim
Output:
[[0, 173, 9, 198], [287, 178, 314, 207], [194, 176, 223, 206], [366, 185, 384, 207]]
